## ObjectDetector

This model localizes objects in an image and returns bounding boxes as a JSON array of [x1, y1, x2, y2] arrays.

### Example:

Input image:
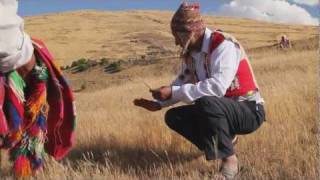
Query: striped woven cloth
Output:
[[0, 38, 76, 178]]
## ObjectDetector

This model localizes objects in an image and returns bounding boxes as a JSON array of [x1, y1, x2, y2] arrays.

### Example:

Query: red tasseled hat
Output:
[[171, 2, 205, 33]]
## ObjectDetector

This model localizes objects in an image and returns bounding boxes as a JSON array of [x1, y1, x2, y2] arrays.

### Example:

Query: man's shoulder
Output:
[[213, 31, 243, 51], [209, 31, 226, 54]]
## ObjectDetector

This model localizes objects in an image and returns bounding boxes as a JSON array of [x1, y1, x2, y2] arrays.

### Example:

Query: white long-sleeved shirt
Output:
[[160, 28, 263, 107]]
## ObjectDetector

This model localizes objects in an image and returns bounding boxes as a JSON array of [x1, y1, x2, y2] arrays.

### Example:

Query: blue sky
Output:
[[18, 0, 221, 15], [18, 0, 319, 25]]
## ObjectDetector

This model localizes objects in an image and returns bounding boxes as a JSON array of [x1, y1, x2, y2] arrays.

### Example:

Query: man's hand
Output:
[[133, 98, 162, 112], [150, 86, 172, 101]]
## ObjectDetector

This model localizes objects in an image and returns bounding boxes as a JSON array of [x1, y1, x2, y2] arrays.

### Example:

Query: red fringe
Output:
[[14, 155, 32, 178]]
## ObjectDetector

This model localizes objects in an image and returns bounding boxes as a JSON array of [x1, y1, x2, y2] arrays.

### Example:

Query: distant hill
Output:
[[24, 10, 318, 66]]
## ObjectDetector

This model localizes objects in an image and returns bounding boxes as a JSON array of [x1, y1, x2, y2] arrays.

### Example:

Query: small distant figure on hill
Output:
[[134, 2, 265, 180], [0, 0, 76, 178], [279, 34, 291, 49]]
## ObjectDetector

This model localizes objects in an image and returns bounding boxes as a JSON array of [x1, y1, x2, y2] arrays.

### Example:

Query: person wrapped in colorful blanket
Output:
[[0, 0, 76, 177]]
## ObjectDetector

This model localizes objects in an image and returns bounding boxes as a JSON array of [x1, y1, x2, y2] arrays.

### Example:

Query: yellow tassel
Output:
[[25, 91, 47, 127]]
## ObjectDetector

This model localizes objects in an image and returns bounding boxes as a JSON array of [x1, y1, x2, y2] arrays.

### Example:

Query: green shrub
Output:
[[77, 63, 89, 72], [100, 58, 109, 65], [105, 62, 122, 73], [71, 58, 88, 67]]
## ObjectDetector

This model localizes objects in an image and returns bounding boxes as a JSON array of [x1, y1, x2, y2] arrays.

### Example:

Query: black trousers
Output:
[[165, 96, 265, 160]]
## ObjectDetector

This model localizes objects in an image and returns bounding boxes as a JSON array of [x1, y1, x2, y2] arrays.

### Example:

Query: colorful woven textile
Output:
[[0, 38, 76, 178]]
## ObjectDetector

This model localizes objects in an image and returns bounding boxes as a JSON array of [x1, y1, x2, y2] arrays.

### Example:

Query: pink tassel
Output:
[[0, 111, 8, 135], [0, 77, 8, 135], [14, 155, 32, 178], [28, 125, 40, 136]]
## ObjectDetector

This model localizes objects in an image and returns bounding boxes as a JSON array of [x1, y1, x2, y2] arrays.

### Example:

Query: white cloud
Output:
[[216, 0, 318, 25], [291, 0, 319, 6]]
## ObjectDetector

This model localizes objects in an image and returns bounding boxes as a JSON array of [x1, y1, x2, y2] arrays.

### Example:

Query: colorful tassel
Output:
[[28, 125, 40, 136], [25, 86, 47, 126], [5, 130, 23, 148], [8, 71, 26, 103], [0, 112, 8, 135], [1, 38, 76, 178], [31, 158, 43, 173], [37, 113, 47, 130], [14, 155, 32, 178], [0, 76, 8, 135]]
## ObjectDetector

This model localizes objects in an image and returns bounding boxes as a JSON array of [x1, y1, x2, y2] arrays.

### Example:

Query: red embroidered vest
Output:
[[209, 32, 258, 97]]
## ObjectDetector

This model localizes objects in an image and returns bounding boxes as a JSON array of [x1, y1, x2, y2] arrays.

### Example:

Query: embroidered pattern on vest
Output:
[[229, 75, 240, 91], [178, 30, 259, 98]]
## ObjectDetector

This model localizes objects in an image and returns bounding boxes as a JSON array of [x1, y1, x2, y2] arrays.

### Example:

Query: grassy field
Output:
[[0, 10, 318, 180]]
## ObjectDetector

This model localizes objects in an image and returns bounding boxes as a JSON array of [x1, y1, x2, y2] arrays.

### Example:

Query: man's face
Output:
[[172, 29, 204, 54]]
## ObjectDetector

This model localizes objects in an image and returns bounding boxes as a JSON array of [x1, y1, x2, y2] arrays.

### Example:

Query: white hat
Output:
[[0, 0, 34, 73]]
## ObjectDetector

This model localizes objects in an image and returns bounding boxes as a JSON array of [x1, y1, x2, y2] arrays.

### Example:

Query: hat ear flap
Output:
[[181, 32, 194, 56]]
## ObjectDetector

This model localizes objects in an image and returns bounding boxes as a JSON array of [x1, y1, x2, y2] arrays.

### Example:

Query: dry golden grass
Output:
[[31, 48, 317, 180], [0, 10, 318, 180]]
